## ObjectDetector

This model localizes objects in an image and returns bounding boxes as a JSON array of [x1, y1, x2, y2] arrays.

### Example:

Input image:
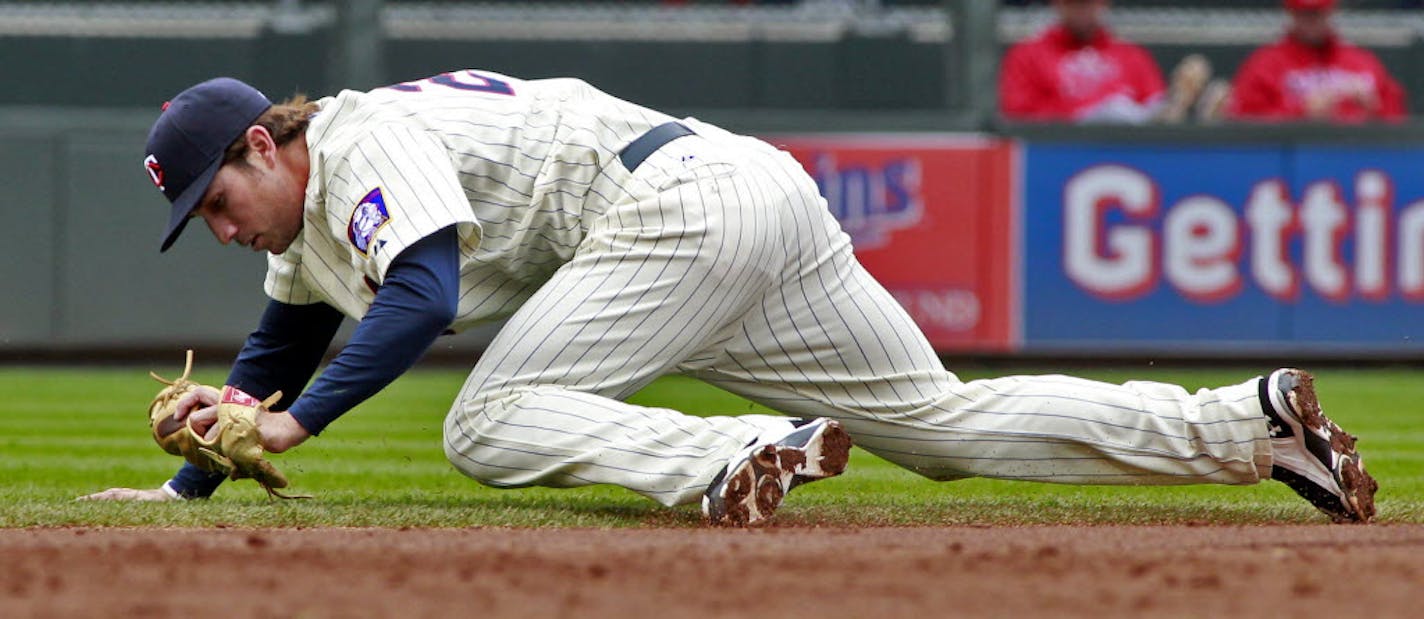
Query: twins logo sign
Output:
[[772, 135, 1017, 353], [805, 152, 922, 251], [348, 188, 390, 256]]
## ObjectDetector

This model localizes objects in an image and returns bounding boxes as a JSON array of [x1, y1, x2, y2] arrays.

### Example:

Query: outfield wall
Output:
[[4, 112, 1424, 358], [784, 126, 1424, 357], [0, 110, 268, 351], [1021, 141, 1424, 356]]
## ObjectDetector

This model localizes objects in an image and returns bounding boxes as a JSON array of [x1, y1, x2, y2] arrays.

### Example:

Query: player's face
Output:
[[192, 132, 306, 255]]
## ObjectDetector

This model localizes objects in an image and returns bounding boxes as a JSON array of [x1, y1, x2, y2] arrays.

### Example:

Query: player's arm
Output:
[[252, 124, 467, 444], [81, 299, 345, 501], [164, 300, 347, 498], [87, 224, 456, 501], [264, 224, 460, 444]]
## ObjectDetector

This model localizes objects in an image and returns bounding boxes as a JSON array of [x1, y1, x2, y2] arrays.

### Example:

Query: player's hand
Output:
[[180, 396, 309, 452], [173, 384, 222, 435], [76, 487, 175, 501], [257, 410, 310, 453]]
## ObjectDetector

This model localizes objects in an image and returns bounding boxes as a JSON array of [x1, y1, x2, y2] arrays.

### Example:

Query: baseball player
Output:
[[84, 70, 1376, 525]]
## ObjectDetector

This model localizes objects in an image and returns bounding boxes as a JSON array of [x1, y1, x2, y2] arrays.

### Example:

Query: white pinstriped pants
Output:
[[443, 120, 1273, 506]]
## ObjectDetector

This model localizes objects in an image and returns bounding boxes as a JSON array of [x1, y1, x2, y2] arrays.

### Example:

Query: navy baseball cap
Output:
[[144, 77, 272, 252]]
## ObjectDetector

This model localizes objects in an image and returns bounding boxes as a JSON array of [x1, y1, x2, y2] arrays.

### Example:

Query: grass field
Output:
[[2, 364, 1419, 528]]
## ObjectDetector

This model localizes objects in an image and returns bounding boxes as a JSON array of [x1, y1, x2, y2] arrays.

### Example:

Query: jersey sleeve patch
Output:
[[347, 187, 391, 256]]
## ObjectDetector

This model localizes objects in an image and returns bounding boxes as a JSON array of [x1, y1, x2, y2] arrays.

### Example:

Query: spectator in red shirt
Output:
[[1000, 0, 1201, 124], [1227, 0, 1406, 123]]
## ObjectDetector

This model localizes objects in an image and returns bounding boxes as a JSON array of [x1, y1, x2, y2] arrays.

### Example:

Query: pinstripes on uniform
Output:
[[267, 71, 676, 321], [271, 69, 1272, 507]]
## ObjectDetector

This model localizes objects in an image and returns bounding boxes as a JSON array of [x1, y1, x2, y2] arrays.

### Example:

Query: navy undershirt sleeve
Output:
[[285, 224, 460, 435], [167, 225, 460, 498], [228, 302, 348, 407], [168, 301, 345, 498]]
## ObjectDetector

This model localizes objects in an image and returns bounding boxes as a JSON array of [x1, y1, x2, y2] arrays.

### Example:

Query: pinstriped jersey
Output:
[[264, 69, 678, 330]]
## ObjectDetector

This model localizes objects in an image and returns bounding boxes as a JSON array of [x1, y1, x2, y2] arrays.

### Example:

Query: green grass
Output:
[[1, 365, 1419, 527]]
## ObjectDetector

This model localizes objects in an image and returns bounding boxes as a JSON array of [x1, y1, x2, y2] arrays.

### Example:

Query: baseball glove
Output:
[[148, 350, 307, 499]]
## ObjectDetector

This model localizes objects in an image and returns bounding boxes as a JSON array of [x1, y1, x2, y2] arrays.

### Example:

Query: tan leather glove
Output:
[[148, 350, 307, 499]]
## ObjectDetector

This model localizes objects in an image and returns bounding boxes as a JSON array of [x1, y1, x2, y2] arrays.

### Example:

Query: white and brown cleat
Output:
[[702, 418, 852, 527], [1263, 369, 1378, 523]]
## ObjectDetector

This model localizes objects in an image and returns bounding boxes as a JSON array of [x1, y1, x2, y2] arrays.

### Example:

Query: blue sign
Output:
[[1022, 142, 1424, 353]]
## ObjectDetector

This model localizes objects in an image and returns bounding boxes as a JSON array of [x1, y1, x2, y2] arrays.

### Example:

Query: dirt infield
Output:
[[4, 525, 1422, 618]]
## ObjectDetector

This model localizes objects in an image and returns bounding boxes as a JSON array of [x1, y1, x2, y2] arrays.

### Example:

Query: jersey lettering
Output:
[[385, 71, 515, 96]]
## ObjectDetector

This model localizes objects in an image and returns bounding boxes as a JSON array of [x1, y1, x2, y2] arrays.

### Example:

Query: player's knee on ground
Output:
[[441, 386, 530, 485], [442, 385, 629, 488]]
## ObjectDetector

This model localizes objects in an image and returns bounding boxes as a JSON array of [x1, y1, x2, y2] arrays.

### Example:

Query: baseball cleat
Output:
[[702, 418, 851, 527], [1263, 369, 1378, 523]]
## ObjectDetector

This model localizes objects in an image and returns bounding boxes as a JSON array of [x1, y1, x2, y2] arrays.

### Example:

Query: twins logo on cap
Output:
[[144, 154, 165, 192]]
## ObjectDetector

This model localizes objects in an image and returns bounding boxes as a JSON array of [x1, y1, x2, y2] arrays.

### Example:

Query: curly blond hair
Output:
[[222, 95, 321, 166]]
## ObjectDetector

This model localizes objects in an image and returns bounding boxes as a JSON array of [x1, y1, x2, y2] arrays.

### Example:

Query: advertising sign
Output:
[[1023, 143, 1424, 353], [772, 134, 1017, 352]]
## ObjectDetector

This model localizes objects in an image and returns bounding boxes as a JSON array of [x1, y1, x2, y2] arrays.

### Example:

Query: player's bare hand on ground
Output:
[[77, 487, 173, 502]]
